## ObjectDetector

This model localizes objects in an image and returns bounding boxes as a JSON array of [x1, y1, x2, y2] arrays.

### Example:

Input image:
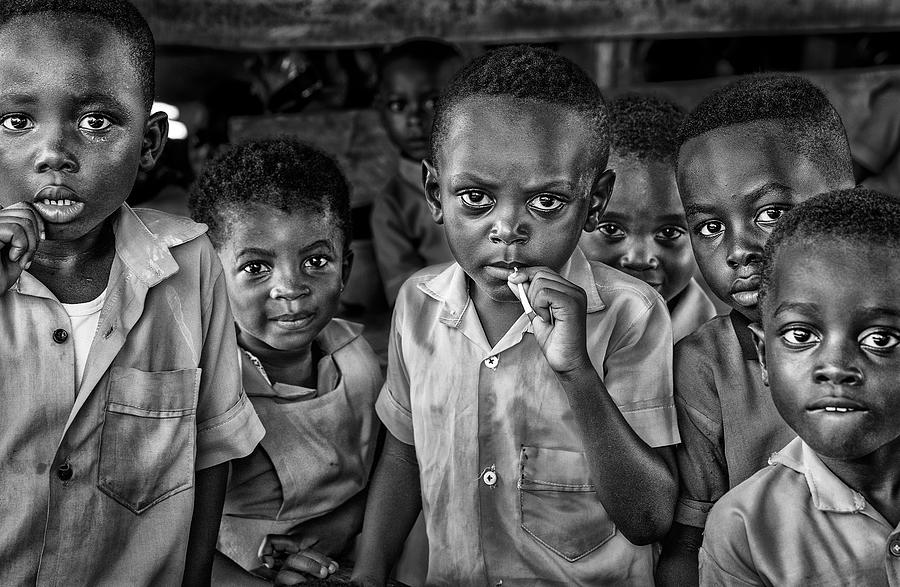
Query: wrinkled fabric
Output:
[[0, 205, 264, 586], [701, 437, 900, 586], [377, 248, 679, 586], [669, 278, 717, 343]]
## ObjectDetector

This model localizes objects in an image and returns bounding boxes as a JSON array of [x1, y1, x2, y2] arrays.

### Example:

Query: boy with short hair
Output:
[[353, 45, 679, 586], [371, 38, 463, 305], [700, 187, 900, 586], [0, 1, 263, 584], [656, 74, 856, 585], [579, 93, 716, 342]]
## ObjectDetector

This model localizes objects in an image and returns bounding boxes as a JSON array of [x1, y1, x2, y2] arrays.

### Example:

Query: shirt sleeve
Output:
[[371, 183, 426, 306], [851, 83, 900, 175], [673, 336, 728, 528], [698, 502, 764, 586], [374, 287, 415, 445], [195, 243, 265, 470], [601, 290, 679, 449]]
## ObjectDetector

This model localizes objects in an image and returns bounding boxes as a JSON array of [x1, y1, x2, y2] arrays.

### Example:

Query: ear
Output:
[[748, 322, 769, 387], [341, 247, 355, 290], [140, 111, 169, 171], [423, 159, 444, 225], [583, 168, 615, 232]]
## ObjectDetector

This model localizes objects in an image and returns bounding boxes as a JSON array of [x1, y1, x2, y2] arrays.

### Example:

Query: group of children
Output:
[[0, 1, 897, 586]]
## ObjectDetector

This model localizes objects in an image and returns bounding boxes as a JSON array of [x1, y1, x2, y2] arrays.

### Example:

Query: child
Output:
[[353, 45, 680, 586], [851, 79, 900, 195], [700, 187, 900, 585], [656, 74, 856, 585], [370, 38, 463, 305], [189, 139, 383, 583], [579, 93, 716, 342], [0, 1, 264, 584]]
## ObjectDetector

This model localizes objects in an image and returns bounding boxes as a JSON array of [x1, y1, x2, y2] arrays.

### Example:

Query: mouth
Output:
[[32, 186, 85, 223], [807, 397, 868, 414], [484, 260, 527, 280], [729, 274, 761, 307], [270, 312, 316, 330]]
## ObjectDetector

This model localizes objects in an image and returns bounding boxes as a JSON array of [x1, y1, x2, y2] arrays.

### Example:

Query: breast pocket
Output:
[[98, 367, 199, 514], [518, 446, 616, 562]]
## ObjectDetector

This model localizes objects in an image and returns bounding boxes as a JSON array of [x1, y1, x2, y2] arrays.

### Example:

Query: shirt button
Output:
[[482, 469, 498, 487], [52, 328, 69, 344], [484, 355, 499, 369], [890, 540, 900, 557], [56, 462, 73, 481]]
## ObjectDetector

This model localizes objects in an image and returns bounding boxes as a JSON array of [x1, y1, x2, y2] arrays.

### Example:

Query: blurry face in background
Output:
[[379, 56, 461, 161], [579, 154, 695, 302]]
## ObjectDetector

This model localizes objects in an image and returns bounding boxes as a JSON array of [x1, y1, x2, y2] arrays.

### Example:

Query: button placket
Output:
[[484, 355, 499, 369], [890, 539, 900, 557]]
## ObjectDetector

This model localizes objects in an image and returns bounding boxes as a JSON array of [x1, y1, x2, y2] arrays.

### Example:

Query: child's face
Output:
[[677, 122, 838, 322], [750, 241, 900, 461], [579, 154, 694, 302], [379, 57, 459, 161], [424, 97, 613, 303], [217, 203, 351, 356], [0, 15, 166, 242]]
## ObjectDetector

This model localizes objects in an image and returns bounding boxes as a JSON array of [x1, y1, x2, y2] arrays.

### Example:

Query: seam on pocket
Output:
[[106, 402, 195, 418]]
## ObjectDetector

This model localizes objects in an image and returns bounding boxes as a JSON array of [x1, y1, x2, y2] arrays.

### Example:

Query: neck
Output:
[[240, 334, 317, 388], [34, 218, 115, 267], [819, 437, 900, 526], [29, 219, 116, 303], [470, 280, 524, 347]]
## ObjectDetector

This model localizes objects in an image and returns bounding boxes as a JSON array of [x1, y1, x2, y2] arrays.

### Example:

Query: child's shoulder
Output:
[[674, 314, 734, 359], [586, 259, 665, 314], [395, 261, 457, 306]]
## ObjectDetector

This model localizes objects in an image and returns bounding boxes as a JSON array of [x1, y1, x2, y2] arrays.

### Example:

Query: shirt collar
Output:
[[316, 317, 363, 354], [11, 204, 206, 296], [418, 247, 606, 328], [729, 310, 759, 362], [770, 437, 868, 514]]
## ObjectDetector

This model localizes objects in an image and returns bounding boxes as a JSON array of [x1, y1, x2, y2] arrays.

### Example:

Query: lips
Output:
[[32, 186, 85, 224], [484, 260, 528, 280], [730, 274, 761, 307], [270, 311, 316, 330], [807, 396, 867, 412]]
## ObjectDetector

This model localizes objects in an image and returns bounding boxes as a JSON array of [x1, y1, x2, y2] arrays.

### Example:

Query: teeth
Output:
[[40, 199, 74, 206], [824, 406, 854, 413]]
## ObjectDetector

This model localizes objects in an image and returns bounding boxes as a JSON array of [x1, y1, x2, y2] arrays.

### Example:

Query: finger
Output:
[[296, 549, 337, 572], [282, 552, 333, 578], [506, 265, 554, 284], [4, 202, 44, 242], [531, 285, 587, 324], [0, 213, 40, 262], [262, 534, 303, 556], [274, 569, 309, 585], [0, 222, 35, 265]]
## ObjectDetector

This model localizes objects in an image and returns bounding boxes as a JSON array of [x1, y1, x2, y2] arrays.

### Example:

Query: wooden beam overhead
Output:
[[136, 0, 900, 50]]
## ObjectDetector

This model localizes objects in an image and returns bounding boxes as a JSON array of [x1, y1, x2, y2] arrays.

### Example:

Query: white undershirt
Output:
[[61, 289, 107, 391]]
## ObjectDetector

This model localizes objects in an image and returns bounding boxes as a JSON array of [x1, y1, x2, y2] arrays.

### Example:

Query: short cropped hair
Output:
[[0, 0, 155, 110], [431, 45, 610, 173], [190, 138, 352, 249], [759, 187, 900, 310], [610, 93, 685, 164], [378, 37, 463, 81], [677, 74, 852, 185]]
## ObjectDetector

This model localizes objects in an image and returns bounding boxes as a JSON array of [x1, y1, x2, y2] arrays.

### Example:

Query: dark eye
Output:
[[423, 97, 437, 111], [597, 222, 625, 239], [697, 220, 725, 238], [527, 194, 565, 213], [859, 328, 900, 352], [656, 226, 686, 241], [387, 99, 405, 113], [0, 114, 34, 131], [304, 255, 330, 269], [755, 206, 789, 232], [458, 191, 493, 210], [78, 113, 112, 132], [241, 261, 270, 276], [781, 327, 820, 346]]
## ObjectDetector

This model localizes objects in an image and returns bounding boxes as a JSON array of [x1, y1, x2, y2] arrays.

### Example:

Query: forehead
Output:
[[382, 57, 454, 90], [677, 122, 829, 212], [605, 154, 681, 219], [440, 96, 597, 183], [0, 14, 141, 105], [223, 202, 341, 249]]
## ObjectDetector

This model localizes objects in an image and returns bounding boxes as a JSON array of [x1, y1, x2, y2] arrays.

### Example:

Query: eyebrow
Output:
[[684, 182, 793, 217], [0, 92, 38, 106], [773, 301, 820, 319], [236, 247, 276, 259]]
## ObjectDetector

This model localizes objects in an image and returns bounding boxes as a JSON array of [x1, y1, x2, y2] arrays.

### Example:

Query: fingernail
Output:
[[320, 567, 328, 577], [329, 563, 338, 572], [40, 231, 45, 240], [24, 261, 31, 270]]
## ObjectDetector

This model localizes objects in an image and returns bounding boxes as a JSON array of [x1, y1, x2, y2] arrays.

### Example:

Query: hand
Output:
[[0, 202, 44, 292], [508, 266, 592, 374], [257, 534, 338, 585]]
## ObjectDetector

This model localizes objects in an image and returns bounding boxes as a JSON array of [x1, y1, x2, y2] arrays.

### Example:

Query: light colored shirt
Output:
[[673, 312, 797, 528], [376, 248, 679, 586], [61, 287, 107, 390], [370, 157, 453, 305], [0, 205, 265, 585], [670, 278, 716, 343], [700, 437, 900, 586]]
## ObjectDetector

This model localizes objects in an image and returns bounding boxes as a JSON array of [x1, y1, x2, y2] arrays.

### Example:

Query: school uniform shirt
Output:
[[0, 204, 264, 585], [669, 277, 717, 343], [376, 248, 680, 586], [370, 157, 453, 305], [672, 312, 797, 529], [699, 437, 900, 586], [851, 81, 900, 197], [217, 318, 383, 572]]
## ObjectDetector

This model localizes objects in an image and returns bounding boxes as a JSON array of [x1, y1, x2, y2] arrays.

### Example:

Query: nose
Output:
[[813, 340, 863, 386], [405, 101, 426, 127], [489, 205, 528, 246], [725, 226, 763, 269], [620, 238, 659, 271], [269, 268, 310, 301], [33, 124, 79, 174]]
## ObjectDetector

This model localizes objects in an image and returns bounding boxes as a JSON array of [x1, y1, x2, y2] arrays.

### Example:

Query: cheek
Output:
[[224, 277, 268, 328]]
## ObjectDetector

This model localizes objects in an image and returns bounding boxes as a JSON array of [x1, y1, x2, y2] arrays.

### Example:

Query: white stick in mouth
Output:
[[513, 267, 537, 320]]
